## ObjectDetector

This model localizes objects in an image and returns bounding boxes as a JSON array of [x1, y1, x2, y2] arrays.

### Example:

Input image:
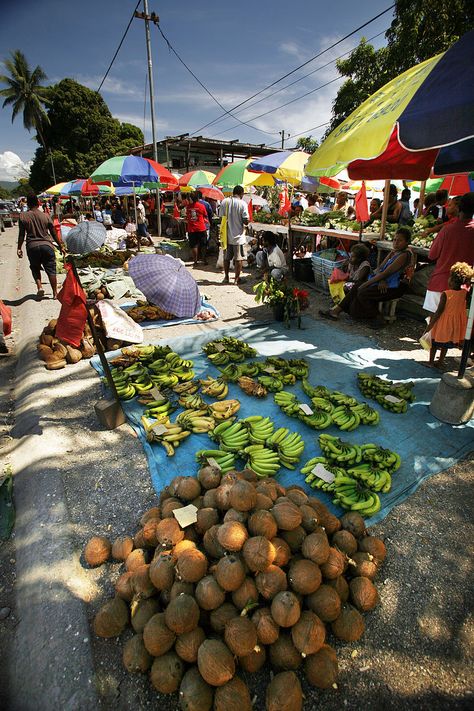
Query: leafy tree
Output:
[[29, 78, 144, 191], [327, 0, 474, 133], [296, 136, 319, 154], [11, 178, 35, 197], [0, 187, 11, 199]]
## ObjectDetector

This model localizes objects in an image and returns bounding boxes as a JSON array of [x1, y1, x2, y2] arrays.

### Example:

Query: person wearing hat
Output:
[[293, 192, 308, 210]]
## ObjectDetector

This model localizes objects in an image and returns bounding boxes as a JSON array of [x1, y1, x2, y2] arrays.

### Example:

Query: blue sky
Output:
[[0, 0, 392, 180]]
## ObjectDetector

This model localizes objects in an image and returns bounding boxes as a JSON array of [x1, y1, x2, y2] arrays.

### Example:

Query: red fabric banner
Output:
[[278, 189, 291, 216], [355, 181, 369, 222]]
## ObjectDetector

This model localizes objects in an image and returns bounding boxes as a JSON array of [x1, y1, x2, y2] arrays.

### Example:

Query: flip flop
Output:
[[319, 309, 338, 321], [36, 289, 45, 301]]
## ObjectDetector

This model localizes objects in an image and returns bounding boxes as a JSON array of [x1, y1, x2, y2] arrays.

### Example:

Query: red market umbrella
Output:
[[142, 159, 179, 189], [194, 185, 224, 201]]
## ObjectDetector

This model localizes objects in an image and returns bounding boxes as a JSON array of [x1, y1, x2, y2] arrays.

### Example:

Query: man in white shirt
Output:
[[218, 185, 249, 285], [294, 192, 309, 210], [256, 231, 288, 281]]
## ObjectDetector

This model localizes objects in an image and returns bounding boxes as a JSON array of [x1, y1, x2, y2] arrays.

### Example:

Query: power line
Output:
[[191, 4, 395, 135], [97, 0, 141, 93], [266, 122, 331, 147]]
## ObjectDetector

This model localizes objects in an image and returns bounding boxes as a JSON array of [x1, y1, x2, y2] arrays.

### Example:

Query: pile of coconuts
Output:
[[85, 466, 387, 711]]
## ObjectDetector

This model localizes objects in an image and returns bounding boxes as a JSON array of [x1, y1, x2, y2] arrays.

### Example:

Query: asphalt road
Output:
[[0, 224, 473, 710]]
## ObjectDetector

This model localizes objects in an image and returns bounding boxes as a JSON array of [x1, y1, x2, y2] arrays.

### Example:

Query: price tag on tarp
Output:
[[207, 457, 221, 470], [173, 504, 198, 527], [299, 403, 313, 415], [384, 395, 403, 404], [151, 423, 168, 435], [264, 365, 277, 373], [151, 387, 164, 401], [214, 343, 225, 352], [311, 463, 335, 483]]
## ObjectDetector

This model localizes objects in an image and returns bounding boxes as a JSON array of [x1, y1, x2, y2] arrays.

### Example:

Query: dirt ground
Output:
[[1, 228, 473, 710]]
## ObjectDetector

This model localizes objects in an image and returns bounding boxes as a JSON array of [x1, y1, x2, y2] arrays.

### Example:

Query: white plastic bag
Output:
[[216, 248, 224, 269], [96, 299, 143, 343]]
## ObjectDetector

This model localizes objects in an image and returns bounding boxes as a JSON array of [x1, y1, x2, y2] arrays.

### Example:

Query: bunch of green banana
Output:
[[200, 376, 229, 400], [332, 475, 381, 517], [238, 362, 261, 378], [209, 399, 241, 420], [113, 377, 137, 400], [310, 397, 334, 413], [218, 364, 242, 382], [203, 337, 257, 365], [357, 372, 414, 413], [360, 444, 401, 472], [351, 403, 380, 425], [345, 464, 392, 493], [330, 405, 361, 431], [146, 421, 191, 455], [243, 444, 281, 478], [195, 449, 236, 473], [286, 359, 309, 379], [319, 434, 362, 465], [299, 409, 333, 429], [329, 391, 359, 407], [176, 409, 215, 434], [242, 416, 275, 444], [237, 376, 268, 398], [301, 456, 346, 478], [179, 392, 208, 410], [375, 393, 408, 413], [274, 391, 299, 415], [172, 380, 200, 395], [144, 397, 176, 420], [149, 372, 180, 388], [302, 380, 332, 399], [211, 420, 250, 452], [257, 374, 284, 392], [266, 428, 304, 469], [135, 344, 155, 361]]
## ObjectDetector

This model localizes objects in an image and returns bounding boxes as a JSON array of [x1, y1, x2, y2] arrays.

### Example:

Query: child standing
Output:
[[425, 261, 473, 368]]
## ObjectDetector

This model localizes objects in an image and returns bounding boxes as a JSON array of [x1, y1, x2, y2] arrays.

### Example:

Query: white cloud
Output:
[[279, 41, 308, 62], [0, 151, 32, 181]]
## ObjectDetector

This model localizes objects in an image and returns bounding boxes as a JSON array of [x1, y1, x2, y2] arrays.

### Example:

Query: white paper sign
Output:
[[299, 403, 313, 415], [173, 504, 198, 527], [311, 463, 335, 483], [214, 343, 225, 352], [96, 299, 144, 343], [207, 457, 221, 470], [264, 365, 276, 373], [151, 423, 168, 434], [384, 395, 403, 404], [151, 387, 164, 401]]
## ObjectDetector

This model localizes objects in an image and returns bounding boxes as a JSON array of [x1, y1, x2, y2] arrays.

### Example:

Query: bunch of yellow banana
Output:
[[360, 444, 401, 472], [135, 344, 156, 361], [146, 421, 191, 455], [209, 399, 240, 420], [243, 444, 281, 478], [242, 416, 274, 444], [140, 413, 170, 432], [195, 449, 236, 473], [114, 382, 137, 400], [351, 403, 380, 426], [150, 372, 180, 388], [346, 464, 392, 493], [172, 380, 200, 395], [144, 397, 176, 420], [319, 434, 362, 465], [257, 374, 284, 392], [176, 409, 215, 434], [266, 428, 304, 469], [206, 350, 231, 365], [211, 420, 250, 452], [332, 475, 381, 517], [237, 376, 268, 398], [179, 393, 208, 410], [331, 405, 361, 432], [200, 376, 229, 400]]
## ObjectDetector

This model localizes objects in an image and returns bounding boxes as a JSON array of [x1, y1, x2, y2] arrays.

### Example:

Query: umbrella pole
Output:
[[132, 183, 140, 253], [418, 180, 426, 217], [458, 276, 474, 378], [380, 179, 390, 239]]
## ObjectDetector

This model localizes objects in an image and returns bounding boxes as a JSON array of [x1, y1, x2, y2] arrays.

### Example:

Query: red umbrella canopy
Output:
[[143, 159, 179, 189]]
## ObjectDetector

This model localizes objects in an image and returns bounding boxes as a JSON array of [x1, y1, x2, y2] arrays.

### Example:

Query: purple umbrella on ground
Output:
[[128, 254, 201, 318]]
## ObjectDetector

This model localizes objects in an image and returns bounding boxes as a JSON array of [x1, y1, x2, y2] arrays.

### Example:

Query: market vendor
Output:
[[423, 192, 474, 313], [255, 231, 288, 281], [420, 196, 461, 241], [333, 191, 355, 219], [369, 184, 401, 224]]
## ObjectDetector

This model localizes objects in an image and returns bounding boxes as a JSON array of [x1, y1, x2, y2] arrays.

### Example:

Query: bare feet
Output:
[[36, 289, 45, 300]]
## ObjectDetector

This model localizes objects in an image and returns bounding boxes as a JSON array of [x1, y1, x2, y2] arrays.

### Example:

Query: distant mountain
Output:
[[0, 181, 18, 190]]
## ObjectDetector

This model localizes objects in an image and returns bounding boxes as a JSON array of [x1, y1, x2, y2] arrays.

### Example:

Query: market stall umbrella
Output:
[[114, 186, 150, 197], [243, 194, 268, 206], [64, 179, 114, 197], [305, 30, 474, 180], [142, 158, 179, 190], [213, 159, 274, 191], [64, 220, 107, 255], [178, 170, 216, 192], [195, 185, 225, 201], [299, 175, 342, 194], [248, 150, 310, 184], [90, 155, 161, 185], [44, 182, 67, 195], [411, 173, 474, 195], [128, 254, 200, 318]]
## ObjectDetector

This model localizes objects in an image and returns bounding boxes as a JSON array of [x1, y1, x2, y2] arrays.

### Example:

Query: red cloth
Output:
[[55, 264, 88, 348], [186, 201, 207, 233], [173, 203, 180, 218], [278, 189, 291, 216], [0, 300, 12, 336], [355, 182, 369, 222], [247, 199, 253, 222], [427, 218, 474, 292]]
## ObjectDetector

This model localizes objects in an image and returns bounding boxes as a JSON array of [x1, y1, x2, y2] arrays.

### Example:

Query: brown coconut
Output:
[[286, 488, 309, 506], [215, 482, 234, 511], [131, 564, 156, 598], [281, 525, 306, 553], [198, 464, 222, 490], [210, 602, 239, 633], [331, 605, 365, 641], [327, 575, 350, 602], [214, 555, 246, 592], [203, 525, 226, 559], [320, 547, 346, 580], [176, 548, 208, 583], [271, 591, 301, 628], [217, 521, 248, 552], [149, 554, 175, 591], [349, 551, 378, 580], [358, 535, 387, 562], [239, 644, 267, 673], [178, 667, 214, 711], [173, 539, 196, 559], [349, 576, 379, 612], [254, 493, 273, 510], [301, 529, 330, 565], [214, 676, 252, 711], [299, 504, 320, 533], [93, 596, 129, 638], [252, 607, 280, 645], [229, 479, 257, 512], [140, 506, 161, 526], [170, 580, 194, 600], [112, 536, 134, 561], [291, 610, 326, 655], [84, 536, 111, 567], [122, 633, 152, 673], [66, 345, 83, 364], [306, 584, 341, 622], [175, 626, 206, 663], [150, 650, 184, 694], [176, 477, 201, 501], [202, 489, 219, 509], [125, 548, 147, 572], [269, 634, 301, 670], [256, 481, 278, 502], [242, 536, 275, 572], [271, 537, 291, 567], [115, 571, 134, 602], [195, 507, 219, 535], [134, 529, 147, 549], [223, 508, 248, 524], [165, 593, 200, 634], [142, 519, 160, 547], [143, 612, 176, 656], [271, 500, 302, 531], [197, 639, 235, 687], [341, 511, 366, 538], [266, 671, 302, 711], [239, 467, 258, 483], [304, 644, 338, 689], [161, 497, 184, 518], [131, 597, 160, 633], [195, 575, 226, 611], [231, 577, 258, 610], [332, 529, 358, 556], [288, 559, 321, 595], [255, 565, 287, 600], [156, 517, 185, 546], [224, 616, 258, 656]]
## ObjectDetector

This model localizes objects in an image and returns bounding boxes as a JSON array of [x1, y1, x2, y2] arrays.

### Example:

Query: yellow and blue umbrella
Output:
[[248, 150, 310, 184], [44, 182, 67, 195], [305, 30, 474, 180], [213, 159, 274, 191]]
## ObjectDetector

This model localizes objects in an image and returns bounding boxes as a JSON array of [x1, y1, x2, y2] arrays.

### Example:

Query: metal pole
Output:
[[458, 276, 474, 378], [143, 0, 161, 237], [380, 179, 390, 239]]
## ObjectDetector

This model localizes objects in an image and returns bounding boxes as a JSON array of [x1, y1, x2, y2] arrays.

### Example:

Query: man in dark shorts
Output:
[[17, 194, 65, 299]]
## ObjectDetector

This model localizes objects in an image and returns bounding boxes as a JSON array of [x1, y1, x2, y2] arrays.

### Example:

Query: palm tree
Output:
[[0, 50, 56, 183]]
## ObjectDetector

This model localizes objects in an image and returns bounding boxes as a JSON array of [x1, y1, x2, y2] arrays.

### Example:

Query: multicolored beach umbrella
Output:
[[44, 182, 67, 195], [305, 31, 474, 180], [90, 155, 162, 186], [248, 150, 310, 184], [178, 170, 216, 192], [61, 179, 113, 197], [411, 173, 474, 196], [213, 159, 274, 191]]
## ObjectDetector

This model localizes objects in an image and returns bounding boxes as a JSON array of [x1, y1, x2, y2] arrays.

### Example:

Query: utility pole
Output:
[[135, 1, 161, 236], [279, 130, 290, 149]]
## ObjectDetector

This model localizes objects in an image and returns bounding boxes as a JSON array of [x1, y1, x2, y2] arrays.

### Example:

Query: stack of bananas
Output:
[[266, 428, 305, 469], [208, 399, 240, 420], [202, 337, 257, 365], [357, 373, 415, 413], [242, 444, 281, 478], [350, 403, 380, 425], [274, 391, 300, 416], [274, 392, 333, 430], [330, 405, 362, 432], [145, 421, 191, 456], [332, 476, 382, 517], [301, 457, 346, 492], [173, 380, 200, 395], [108, 369, 136, 400], [237, 376, 268, 398], [257, 374, 284, 392], [211, 420, 250, 452], [143, 396, 177, 421], [176, 409, 215, 434], [360, 443, 401, 471], [319, 434, 362, 465], [195, 449, 236, 473], [199, 376, 229, 400], [242, 416, 274, 444], [179, 393, 208, 410], [345, 464, 392, 493], [148, 352, 195, 387], [303, 379, 380, 430]]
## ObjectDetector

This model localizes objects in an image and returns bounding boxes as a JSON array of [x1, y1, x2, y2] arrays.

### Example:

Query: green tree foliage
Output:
[[295, 136, 319, 154], [29, 78, 144, 190], [0, 50, 50, 137], [328, 0, 474, 133]]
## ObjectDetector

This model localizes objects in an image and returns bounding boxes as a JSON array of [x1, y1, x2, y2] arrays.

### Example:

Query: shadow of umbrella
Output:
[[128, 254, 201, 318]]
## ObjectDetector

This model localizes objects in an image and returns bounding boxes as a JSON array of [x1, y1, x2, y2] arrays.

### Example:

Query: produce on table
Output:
[[37, 318, 96, 370], [357, 372, 415, 413], [202, 337, 257, 366], [89, 470, 387, 706]]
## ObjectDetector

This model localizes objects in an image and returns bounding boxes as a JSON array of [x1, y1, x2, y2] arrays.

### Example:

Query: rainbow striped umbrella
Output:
[[178, 170, 216, 192], [305, 30, 474, 180], [44, 182, 68, 195], [411, 173, 474, 195], [248, 150, 310, 184], [61, 179, 114, 197], [213, 159, 274, 191], [90, 155, 161, 186]]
